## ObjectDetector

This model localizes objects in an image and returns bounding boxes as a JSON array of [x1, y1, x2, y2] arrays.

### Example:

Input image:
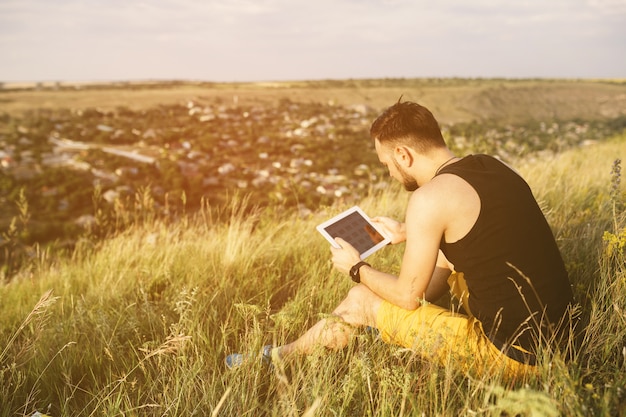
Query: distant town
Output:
[[0, 98, 386, 250], [1, 93, 624, 277]]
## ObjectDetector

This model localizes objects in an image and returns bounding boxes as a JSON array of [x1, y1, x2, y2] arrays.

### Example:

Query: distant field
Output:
[[1, 78, 625, 124]]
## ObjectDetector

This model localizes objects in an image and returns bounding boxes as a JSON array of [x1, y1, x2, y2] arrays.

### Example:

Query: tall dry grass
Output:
[[0, 136, 624, 416]]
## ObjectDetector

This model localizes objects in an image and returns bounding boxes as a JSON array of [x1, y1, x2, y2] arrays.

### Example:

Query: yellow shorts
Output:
[[375, 273, 537, 381]]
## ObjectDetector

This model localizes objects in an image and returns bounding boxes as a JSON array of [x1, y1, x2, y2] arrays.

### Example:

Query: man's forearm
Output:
[[358, 265, 422, 310]]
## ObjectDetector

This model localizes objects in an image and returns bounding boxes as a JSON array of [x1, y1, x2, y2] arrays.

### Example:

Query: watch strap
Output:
[[349, 261, 370, 283]]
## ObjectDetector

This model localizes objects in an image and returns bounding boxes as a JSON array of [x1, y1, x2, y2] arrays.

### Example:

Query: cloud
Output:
[[0, 0, 624, 81], [587, 0, 626, 14]]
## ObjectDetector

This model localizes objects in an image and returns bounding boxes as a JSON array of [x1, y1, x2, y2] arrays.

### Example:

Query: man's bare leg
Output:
[[277, 284, 383, 357]]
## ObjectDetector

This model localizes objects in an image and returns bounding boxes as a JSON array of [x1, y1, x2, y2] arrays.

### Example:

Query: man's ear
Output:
[[394, 146, 414, 167]]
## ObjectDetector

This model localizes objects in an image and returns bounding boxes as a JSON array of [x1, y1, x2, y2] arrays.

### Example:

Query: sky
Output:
[[1, 0, 625, 83]]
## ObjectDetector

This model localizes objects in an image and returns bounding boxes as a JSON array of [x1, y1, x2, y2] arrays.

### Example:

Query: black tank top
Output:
[[439, 155, 573, 352]]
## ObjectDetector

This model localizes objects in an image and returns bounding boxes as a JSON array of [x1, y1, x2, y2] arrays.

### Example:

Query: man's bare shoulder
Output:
[[412, 174, 476, 206], [406, 173, 480, 237]]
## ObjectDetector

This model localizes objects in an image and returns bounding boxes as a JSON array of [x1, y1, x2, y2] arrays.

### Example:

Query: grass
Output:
[[0, 136, 625, 416]]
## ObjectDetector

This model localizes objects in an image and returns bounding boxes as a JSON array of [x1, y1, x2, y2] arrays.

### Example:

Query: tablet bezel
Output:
[[316, 206, 391, 259]]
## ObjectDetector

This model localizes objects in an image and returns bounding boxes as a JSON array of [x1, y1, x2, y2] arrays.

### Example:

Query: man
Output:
[[226, 100, 575, 379]]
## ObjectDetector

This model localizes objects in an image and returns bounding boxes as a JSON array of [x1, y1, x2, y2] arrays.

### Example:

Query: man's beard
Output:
[[394, 159, 418, 191]]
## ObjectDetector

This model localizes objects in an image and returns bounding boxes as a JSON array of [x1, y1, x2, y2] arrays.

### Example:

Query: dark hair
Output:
[[370, 100, 446, 152]]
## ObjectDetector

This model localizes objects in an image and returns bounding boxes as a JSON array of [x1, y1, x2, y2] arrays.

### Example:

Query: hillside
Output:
[[0, 135, 624, 416], [0, 78, 625, 415], [2, 78, 626, 123]]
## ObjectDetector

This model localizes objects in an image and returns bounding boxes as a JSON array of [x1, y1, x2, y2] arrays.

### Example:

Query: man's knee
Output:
[[333, 284, 381, 327]]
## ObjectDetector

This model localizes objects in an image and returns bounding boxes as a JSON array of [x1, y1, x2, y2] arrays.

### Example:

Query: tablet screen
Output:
[[316, 206, 390, 259]]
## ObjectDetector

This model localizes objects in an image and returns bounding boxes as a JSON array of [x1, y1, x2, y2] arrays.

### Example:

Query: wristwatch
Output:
[[349, 261, 370, 283]]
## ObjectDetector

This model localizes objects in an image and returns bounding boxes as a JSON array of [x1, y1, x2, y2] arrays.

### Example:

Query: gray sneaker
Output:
[[225, 345, 274, 369]]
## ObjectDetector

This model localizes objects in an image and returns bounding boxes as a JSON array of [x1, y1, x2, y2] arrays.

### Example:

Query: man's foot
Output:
[[225, 344, 275, 369]]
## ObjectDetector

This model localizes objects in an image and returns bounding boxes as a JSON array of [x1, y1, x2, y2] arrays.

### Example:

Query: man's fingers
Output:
[[334, 237, 346, 248]]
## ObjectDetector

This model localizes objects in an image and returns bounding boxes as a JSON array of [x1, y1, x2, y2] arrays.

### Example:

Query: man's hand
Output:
[[330, 237, 362, 275], [371, 216, 406, 244]]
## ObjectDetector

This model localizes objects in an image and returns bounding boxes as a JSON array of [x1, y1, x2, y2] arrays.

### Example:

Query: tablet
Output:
[[316, 206, 391, 259]]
